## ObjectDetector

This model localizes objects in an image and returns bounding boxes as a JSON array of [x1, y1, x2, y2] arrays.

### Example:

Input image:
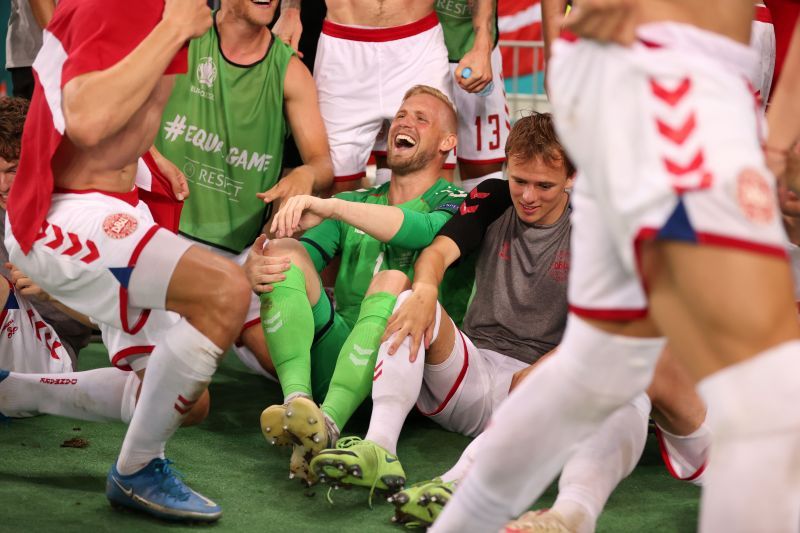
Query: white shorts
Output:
[[549, 23, 788, 319], [314, 13, 452, 182], [750, 6, 775, 111], [0, 277, 73, 374], [449, 46, 511, 166], [5, 190, 192, 333], [417, 327, 528, 437]]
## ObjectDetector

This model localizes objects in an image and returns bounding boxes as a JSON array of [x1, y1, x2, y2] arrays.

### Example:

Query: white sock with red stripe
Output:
[[441, 432, 483, 483], [116, 319, 221, 475], [0, 367, 130, 420], [365, 291, 441, 455], [697, 340, 800, 532], [430, 316, 664, 533], [551, 393, 651, 533], [656, 418, 710, 484]]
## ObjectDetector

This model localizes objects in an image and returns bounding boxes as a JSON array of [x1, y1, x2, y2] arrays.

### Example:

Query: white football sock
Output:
[[441, 432, 483, 483], [365, 291, 439, 455], [697, 340, 800, 533], [120, 371, 141, 424], [0, 367, 131, 421], [552, 393, 651, 533], [430, 315, 664, 533], [116, 319, 222, 475], [460, 171, 503, 192], [656, 418, 710, 484]]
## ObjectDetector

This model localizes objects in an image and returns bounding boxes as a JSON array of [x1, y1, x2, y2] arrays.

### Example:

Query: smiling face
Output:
[[507, 155, 573, 225], [386, 92, 456, 176], [227, 0, 279, 26]]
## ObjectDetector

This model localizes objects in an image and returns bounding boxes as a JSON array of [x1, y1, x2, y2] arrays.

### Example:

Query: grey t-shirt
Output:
[[6, 0, 44, 69], [439, 179, 570, 364]]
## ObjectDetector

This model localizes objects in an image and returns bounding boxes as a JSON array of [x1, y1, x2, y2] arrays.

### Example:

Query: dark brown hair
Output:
[[0, 96, 29, 162], [505, 112, 575, 177]]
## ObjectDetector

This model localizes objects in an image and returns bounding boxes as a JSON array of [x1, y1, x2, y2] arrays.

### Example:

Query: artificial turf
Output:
[[0, 343, 699, 532]]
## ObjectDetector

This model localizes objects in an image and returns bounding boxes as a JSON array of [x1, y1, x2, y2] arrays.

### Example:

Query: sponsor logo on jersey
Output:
[[197, 57, 217, 88], [548, 248, 570, 283], [438, 202, 460, 213], [103, 213, 139, 239], [499, 241, 511, 260], [40, 377, 78, 385], [3, 319, 18, 339], [737, 168, 774, 224]]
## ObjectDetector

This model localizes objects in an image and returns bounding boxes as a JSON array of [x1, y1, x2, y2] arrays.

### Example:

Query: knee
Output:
[[367, 270, 410, 296], [197, 261, 250, 332], [264, 238, 310, 265], [181, 389, 210, 427]]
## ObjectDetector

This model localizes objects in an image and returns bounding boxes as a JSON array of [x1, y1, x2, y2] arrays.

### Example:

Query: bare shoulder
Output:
[[283, 55, 315, 100]]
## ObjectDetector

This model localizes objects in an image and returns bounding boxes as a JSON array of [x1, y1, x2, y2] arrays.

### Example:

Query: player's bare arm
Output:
[[766, 19, 800, 192], [382, 235, 461, 359], [61, 0, 211, 150], [454, 0, 495, 93], [28, 0, 56, 29], [270, 194, 406, 240], [272, 0, 303, 56], [257, 57, 333, 205]]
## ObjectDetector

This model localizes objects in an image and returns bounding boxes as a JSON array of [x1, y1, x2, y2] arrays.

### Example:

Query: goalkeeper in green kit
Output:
[[243, 85, 471, 484]]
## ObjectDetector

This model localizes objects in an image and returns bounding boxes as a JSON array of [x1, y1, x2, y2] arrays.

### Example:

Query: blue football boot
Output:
[[106, 458, 222, 522]]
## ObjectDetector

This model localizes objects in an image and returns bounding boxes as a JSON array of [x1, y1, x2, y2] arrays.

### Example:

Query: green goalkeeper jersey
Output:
[[156, 16, 294, 253], [299, 179, 473, 327]]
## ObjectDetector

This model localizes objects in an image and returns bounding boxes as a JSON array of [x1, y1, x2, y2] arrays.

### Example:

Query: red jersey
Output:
[[7, 0, 187, 253], [764, 0, 800, 98]]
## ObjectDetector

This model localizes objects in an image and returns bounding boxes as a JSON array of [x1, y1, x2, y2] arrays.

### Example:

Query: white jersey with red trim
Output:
[[0, 277, 73, 374]]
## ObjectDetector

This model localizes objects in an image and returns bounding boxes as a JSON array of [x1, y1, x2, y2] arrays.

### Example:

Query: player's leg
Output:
[[320, 269, 409, 432], [642, 240, 800, 531], [309, 271, 410, 493], [506, 393, 651, 533], [647, 346, 710, 484], [259, 238, 321, 402]]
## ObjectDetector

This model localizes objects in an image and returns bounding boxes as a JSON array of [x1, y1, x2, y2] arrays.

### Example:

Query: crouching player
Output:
[[4, 0, 250, 522], [245, 85, 470, 483]]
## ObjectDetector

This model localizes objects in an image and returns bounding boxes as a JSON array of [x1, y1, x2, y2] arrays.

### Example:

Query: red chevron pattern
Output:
[[34, 222, 50, 242], [62, 232, 82, 256], [80, 240, 100, 264], [469, 188, 490, 200], [663, 151, 704, 176], [656, 113, 696, 145], [174, 394, 197, 415], [44, 224, 64, 249], [459, 203, 479, 215], [650, 78, 691, 107]]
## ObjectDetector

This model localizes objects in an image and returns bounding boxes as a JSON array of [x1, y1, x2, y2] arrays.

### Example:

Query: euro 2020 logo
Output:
[[197, 57, 217, 88]]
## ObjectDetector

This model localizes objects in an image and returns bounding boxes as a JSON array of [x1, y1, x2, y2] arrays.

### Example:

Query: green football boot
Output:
[[311, 437, 406, 496], [387, 478, 456, 528]]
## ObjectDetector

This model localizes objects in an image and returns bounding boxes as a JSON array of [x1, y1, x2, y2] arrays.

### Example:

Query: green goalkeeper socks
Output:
[[261, 264, 314, 399], [322, 291, 398, 430]]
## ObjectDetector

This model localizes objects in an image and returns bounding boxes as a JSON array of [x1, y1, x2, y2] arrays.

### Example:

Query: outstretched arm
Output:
[[61, 0, 211, 149]]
